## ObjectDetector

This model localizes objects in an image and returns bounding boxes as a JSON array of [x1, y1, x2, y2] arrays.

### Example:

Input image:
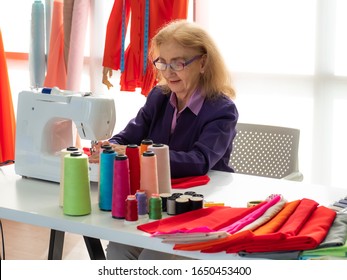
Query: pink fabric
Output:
[[66, 0, 89, 91], [219, 194, 282, 234], [44, 0, 66, 89]]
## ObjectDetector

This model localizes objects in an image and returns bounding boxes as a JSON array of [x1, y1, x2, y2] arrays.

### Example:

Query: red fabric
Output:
[[102, 0, 189, 96], [171, 175, 210, 189], [225, 206, 336, 253], [275, 198, 318, 236], [137, 203, 267, 234], [0, 29, 16, 163], [174, 203, 336, 254]]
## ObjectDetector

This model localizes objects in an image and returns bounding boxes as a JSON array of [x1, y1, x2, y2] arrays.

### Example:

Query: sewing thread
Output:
[[59, 146, 80, 207], [112, 154, 131, 219], [140, 139, 153, 155], [136, 190, 148, 216], [140, 151, 159, 197], [189, 196, 204, 211], [63, 152, 91, 216], [148, 144, 171, 194], [125, 195, 138, 222], [98, 149, 116, 211], [149, 194, 162, 220], [125, 144, 141, 195], [159, 192, 172, 212], [175, 197, 190, 215], [166, 196, 177, 215]]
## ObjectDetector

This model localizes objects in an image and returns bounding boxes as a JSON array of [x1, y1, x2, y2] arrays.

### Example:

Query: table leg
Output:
[[48, 229, 65, 260], [83, 236, 106, 260]]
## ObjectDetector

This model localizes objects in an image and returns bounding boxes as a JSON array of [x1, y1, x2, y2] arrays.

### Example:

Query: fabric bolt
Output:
[[223, 206, 336, 254], [137, 203, 267, 235], [219, 195, 282, 234], [183, 205, 334, 254], [300, 239, 347, 258], [315, 213, 347, 248], [44, 0, 67, 89], [0, 29, 16, 163], [102, 0, 189, 96], [45, 0, 52, 57], [66, 0, 89, 91], [63, 0, 74, 67], [109, 86, 238, 178], [172, 201, 336, 254], [29, 0, 45, 88], [253, 200, 301, 235], [236, 196, 287, 233], [276, 198, 318, 237], [238, 250, 301, 260]]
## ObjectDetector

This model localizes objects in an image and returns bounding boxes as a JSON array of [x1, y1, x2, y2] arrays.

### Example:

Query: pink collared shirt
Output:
[[169, 89, 205, 134]]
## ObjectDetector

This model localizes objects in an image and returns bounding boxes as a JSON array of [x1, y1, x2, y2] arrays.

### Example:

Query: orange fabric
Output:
[[0, 29, 16, 163], [253, 199, 301, 235], [44, 0, 67, 89], [102, 0, 189, 96]]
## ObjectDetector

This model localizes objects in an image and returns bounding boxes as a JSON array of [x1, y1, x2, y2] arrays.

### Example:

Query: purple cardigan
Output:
[[109, 86, 239, 178]]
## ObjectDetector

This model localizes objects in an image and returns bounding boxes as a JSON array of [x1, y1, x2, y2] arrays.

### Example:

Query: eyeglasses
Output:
[[153, 54, 203, 71]]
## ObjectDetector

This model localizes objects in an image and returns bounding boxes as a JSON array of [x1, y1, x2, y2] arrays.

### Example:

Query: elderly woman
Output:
[[104, 19, 238, 177], [102, 19, 238, 259]]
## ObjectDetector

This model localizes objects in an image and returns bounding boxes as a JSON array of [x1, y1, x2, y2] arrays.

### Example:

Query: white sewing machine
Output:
[[14, 88, 116, 183]]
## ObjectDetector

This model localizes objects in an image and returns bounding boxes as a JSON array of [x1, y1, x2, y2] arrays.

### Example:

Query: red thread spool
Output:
[[125, 195, 138, 222], [125, 144, 141, 195]]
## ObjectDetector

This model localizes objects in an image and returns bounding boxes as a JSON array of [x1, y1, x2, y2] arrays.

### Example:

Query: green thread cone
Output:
[[63, 152, 91, 216]]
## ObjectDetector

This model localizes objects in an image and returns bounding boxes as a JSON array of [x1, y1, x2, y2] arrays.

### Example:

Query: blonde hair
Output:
[[150, 20, 236, 100]]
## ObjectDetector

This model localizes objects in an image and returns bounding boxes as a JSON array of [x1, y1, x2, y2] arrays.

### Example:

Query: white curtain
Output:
[[195, 0, 347, 189]]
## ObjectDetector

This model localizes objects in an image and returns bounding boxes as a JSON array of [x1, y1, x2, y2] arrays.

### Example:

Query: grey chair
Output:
[[229, 123, 303, 181]]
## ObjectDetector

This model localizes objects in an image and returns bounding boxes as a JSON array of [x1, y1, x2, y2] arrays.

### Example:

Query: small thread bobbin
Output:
[[149, 194, 162, 220], [125, 195, 138, 222]]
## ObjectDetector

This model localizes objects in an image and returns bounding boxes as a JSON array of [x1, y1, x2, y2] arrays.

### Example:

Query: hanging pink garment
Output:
[[66, 0, 89, 91], [44, 0, 66, 89]]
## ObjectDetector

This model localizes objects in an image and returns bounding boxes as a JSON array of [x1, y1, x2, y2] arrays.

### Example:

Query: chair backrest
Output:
[[229, 123, 301, 179]]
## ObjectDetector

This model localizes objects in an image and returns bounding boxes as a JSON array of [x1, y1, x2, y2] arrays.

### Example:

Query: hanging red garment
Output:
[[0, 29, 16, 163], [102, 0, 189, 96]]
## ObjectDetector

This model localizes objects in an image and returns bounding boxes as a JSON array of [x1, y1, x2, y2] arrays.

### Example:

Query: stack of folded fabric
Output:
[[137, 194, 339, 259], [299, 213, 347, 259]]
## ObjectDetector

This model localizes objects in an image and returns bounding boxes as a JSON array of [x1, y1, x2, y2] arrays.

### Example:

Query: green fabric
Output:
[[301, 239, 347, 258]]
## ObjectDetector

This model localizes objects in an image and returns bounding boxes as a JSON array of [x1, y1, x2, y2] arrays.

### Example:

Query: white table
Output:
[[1, 164, 346, 260]]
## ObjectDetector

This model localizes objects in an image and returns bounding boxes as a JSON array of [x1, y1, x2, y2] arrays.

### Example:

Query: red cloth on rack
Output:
[[0, 29, 16, 163], [102, 0, 189, 96], [171, 175, 210, 189]]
